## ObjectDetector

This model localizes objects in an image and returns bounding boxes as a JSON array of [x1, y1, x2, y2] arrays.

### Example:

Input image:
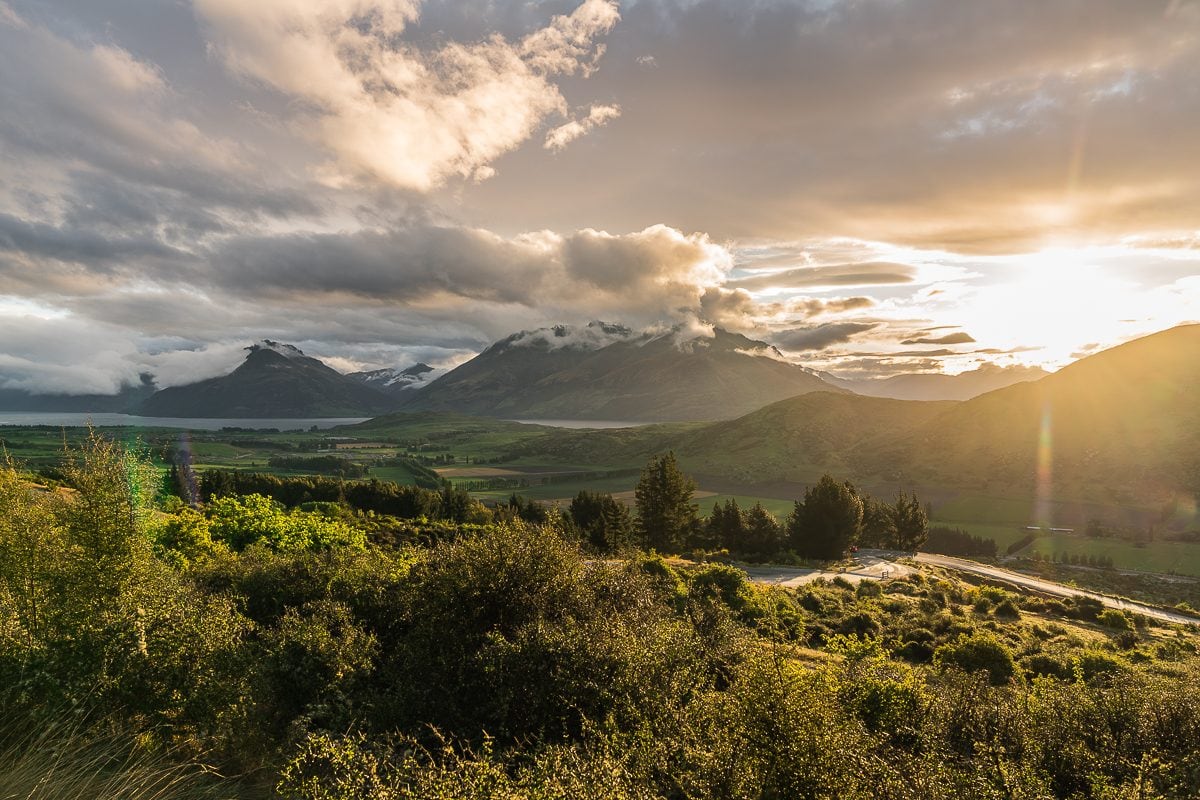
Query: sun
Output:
[[962, 248, 1147, 369]]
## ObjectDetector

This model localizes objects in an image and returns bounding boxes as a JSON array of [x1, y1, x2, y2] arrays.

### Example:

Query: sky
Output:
[[1, 0, 1198, 394]]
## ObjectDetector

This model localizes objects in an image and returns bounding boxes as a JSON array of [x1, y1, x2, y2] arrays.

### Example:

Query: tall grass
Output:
[[0, 714, 245, 800]]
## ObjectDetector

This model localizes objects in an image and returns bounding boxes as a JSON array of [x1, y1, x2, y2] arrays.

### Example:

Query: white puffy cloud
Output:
[[195, 0, 619, 190]]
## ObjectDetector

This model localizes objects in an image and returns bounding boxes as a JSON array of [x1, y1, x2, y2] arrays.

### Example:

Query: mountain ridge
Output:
[[397, 324, 847, 421], [138, 342, 396, 418]]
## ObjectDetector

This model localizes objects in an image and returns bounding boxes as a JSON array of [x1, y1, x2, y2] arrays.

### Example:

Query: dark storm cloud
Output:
[[771, 322, 880, 352], [0, 212, 185, 266], [212, 226, 550, 304]]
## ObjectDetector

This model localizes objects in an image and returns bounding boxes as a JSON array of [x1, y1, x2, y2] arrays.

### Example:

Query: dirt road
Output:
[[739, 554, 914, 588], [912, 553, 1199, 626], [735, 550, 1197, 626]]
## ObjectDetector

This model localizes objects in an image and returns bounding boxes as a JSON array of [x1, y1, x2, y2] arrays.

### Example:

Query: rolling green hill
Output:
[[470, 325, 1200, 528], [888, 323, 1200, 500]]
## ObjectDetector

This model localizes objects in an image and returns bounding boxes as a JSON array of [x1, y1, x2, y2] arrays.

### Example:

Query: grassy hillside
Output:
[[4, 438, 1200, 799], [887, 324, 1200, 503], [670, 392, 953, 485]]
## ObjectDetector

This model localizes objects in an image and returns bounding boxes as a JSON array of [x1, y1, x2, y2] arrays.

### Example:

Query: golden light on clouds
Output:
[[0, 0, 1198, 387]]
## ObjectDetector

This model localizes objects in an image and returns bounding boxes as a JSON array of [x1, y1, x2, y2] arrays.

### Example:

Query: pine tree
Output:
[[570, 490, 634, 553], [860, 495, 896, 548], [786, 475, 863, 560], [743, 503, 784, 557], [634, 451, 698, 553], [891, 490, 928, 552]]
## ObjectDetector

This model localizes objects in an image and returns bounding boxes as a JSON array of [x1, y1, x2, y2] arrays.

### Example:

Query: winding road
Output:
[[911, 552, 1199, 626], [737, 550, 1199, 626]]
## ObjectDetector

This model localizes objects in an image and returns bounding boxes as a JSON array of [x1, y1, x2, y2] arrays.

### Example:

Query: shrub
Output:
[[1022, 653, 1072, 680], [993, 598, 1021, 619], [1097, 609, 1132, 631], [935, 633, 1015, 685]]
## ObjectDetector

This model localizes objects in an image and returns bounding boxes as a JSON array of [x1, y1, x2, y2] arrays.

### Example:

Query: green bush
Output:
[[935, 633, 1015, 685]]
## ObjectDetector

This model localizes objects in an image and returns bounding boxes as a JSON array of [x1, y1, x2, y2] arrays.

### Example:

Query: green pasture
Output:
[[1024, 533, 1200, 578], [698, 494, 797, 520]]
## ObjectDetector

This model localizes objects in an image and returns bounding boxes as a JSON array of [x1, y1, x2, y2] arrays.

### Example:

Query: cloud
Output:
[[0, 315, 144, 394], [545, 104, 621, 151], [206, 221, 730, 325], [194, 0, 619, 190], [901, 332, 977, 345], [505, 321, 635, 350], [788, 296, 876, 318], [771, 322, 880, 352], [458, 0, 1200, 251], [732, 262, 917, 291]]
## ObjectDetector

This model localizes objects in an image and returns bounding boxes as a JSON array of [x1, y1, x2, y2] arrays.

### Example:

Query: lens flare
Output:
[[1033, 403, 1053, 527], [175, 432, 199, 505]]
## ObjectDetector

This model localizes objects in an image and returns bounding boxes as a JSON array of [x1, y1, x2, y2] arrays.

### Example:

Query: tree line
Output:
[[573, 451, 928, 560]]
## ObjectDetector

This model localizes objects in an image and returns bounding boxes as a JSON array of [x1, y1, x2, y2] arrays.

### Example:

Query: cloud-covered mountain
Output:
[[397, 323, 846, 421], [348, 363, 438, 395], [138, 341, 396, 418]]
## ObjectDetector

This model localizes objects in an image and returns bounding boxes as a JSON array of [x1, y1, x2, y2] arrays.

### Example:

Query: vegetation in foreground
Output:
[[1, 434, 1199, 798]]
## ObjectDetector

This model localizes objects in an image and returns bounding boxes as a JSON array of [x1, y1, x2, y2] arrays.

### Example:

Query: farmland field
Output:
[[1024, 533, 1200, 578]]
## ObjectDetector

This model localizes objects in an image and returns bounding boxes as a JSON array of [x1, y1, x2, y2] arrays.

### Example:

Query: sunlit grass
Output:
[[0, 716, 244, 800]]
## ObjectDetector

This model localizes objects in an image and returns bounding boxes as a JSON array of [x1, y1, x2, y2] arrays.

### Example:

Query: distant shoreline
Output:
[[0, 412, 369, 431]]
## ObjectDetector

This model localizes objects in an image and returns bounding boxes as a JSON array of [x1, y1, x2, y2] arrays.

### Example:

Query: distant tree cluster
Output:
[[626, 453, 928, 560], [924, 526, 999, 558], [194, 470, 481, 522], [1040, 551, 1117, 570], [266, 455, 369, 478]]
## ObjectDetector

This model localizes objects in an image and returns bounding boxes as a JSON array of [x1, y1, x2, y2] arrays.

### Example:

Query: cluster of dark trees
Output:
[[925, 525, 999, 558], [620, 452, 928, 560], [1035, 551, 1117, 569], [194, 471, 478, 522], [188, 451, 927, 562], [266, 455, 369, 478]]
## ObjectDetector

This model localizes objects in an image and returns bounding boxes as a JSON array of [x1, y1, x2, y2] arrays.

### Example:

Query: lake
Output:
[[507, 418, 653, 429], [0, 412, 369, 431]]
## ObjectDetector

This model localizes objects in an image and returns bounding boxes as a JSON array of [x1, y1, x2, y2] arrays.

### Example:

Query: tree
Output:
[[706, 498, 745, 551], [891, 490, 928, 552], [568, 491, 634, 552], [859, 496, 895, 549], [742, 503, 784, 557], [634, 452, 698, 553], [787, 475, 863, 560], [0, 457, 61, 645]]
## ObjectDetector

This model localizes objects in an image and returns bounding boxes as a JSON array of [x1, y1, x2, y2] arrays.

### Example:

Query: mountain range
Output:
[[393, 323, 845, 421], [491, 324, 1200, 516], [348, 363, 437, 395], [0, 323, 1136, 421], [828, 363, 1050, 401]]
